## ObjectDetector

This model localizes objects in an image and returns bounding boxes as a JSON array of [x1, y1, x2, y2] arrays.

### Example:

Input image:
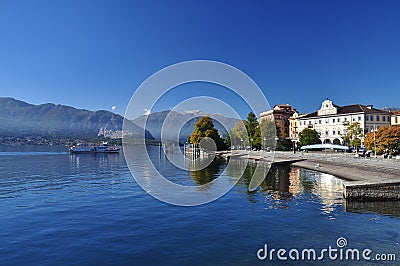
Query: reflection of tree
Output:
[[189, 157, 225, 185], [228, 161, 301, 201], [260, 166, 292, 200]]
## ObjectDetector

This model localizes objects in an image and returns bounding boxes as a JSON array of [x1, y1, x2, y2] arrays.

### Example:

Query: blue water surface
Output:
[[0, 145, 399, 265]]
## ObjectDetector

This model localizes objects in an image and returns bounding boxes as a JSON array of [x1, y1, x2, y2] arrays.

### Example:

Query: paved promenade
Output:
[[274, 151, 400, 182]]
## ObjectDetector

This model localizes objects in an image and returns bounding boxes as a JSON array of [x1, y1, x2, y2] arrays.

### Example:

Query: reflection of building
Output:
[[314, 173, 344, 215], [288, 167, 301, 195], [391, 111, 400, 126], [298, 99, 391, 144], [289, 111, 306, 140], [260, 104, 297, 139]]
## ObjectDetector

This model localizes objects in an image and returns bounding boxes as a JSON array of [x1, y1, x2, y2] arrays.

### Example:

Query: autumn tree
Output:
[[364, 125, 400, 155], [189, 116, 226, 151], [298, 128, 321, 146]]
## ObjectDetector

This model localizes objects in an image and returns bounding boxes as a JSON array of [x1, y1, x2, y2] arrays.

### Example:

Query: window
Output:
[[344, 117, 347, 122], [325, 130, 329, 136], [376, 115, 380, 121], [309, 121, 311, 125], [337, 118, 341, 123], [358, 116, 362, 121], [325, 119, 329, 124], [352, 117, 356, 122], [366, 115, 369, 121], [383, 116, 386, 122], [333, 118, 336, 123], [370, 115, 373, 121], [333, 130, 336, 135], [338, 130, 341, 135], [319, 120, 322, 124]]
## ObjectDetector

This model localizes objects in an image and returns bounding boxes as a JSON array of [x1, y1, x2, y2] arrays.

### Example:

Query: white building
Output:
[[391, 111, 400, 126], [298, 99, 391, 145]]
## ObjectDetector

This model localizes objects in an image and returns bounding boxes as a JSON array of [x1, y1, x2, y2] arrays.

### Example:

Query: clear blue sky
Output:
[[1, 0, 399, 118]]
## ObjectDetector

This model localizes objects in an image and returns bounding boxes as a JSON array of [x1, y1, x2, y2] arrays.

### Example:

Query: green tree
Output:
[[298, 128, 321, 146], [246, 112, 258, 137], [245, 112, 261, 150], [277, 138, 293, 151], [259, 119, 277, 149], [344, 122, 363, 148], [189, 116, 226, 151], [252, 126, 262, 150], [225, 132, 231, 148], [228, 121, 248, 149]]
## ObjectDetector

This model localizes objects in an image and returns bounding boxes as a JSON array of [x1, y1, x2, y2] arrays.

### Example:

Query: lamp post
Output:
[[240, 138, 243, 151], [274, 137, 279, 155], [292, 139, 297, 154], [263, 137, 266, 151], [373, 124, 377, 159], [250, 138, 253, 151]]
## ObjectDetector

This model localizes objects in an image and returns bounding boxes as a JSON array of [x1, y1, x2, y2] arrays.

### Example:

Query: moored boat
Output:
[[94, 142, 121, 153], [69, 142, 120, 154], [69, 143, 95, 153]]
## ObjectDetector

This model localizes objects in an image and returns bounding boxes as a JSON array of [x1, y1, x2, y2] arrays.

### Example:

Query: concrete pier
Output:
[[215, 150, 306, 165], [343, 180, 400, 200]]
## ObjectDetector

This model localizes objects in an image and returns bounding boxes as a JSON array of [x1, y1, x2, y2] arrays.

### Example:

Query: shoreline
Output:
[[219, 150, 400, 200]]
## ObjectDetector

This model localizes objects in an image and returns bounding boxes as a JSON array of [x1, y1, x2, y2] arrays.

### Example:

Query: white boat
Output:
[[94, 142, 121, 153], [69, 142, 121, 154], [69, 143, 95, 153]]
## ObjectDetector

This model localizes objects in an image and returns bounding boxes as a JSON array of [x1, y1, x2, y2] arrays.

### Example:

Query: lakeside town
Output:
[[260, 98, 400, 157], [2, 98, 400, 160], [188, 98, 400, 160]]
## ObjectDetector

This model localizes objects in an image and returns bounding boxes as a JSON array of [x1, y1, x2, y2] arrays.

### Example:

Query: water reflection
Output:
[[345, 200, 400, 217], [189, 157, 225, 185], [225, 159, 344, 215]]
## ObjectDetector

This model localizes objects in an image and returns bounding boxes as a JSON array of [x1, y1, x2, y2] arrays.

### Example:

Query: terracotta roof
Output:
[[301, 104, 390, 119]]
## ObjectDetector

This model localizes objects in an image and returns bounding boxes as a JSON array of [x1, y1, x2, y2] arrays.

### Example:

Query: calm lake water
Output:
[[0, 145, 399, 265]]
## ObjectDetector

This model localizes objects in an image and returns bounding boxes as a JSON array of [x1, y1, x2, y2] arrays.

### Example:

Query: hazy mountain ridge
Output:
[[0, 97, 152, 139], [381, 107, 400, 112], [133, 110, 241, 143]]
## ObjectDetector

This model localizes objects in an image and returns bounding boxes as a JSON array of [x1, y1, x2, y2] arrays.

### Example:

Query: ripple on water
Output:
[[0, 146, 400, 265]]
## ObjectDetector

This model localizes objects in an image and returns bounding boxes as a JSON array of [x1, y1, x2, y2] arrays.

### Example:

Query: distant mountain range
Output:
[[0, 97, 152, 140], [133, 110, 241, 143], [0, 97, 240, 143], [382, 107, 400, 112]]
